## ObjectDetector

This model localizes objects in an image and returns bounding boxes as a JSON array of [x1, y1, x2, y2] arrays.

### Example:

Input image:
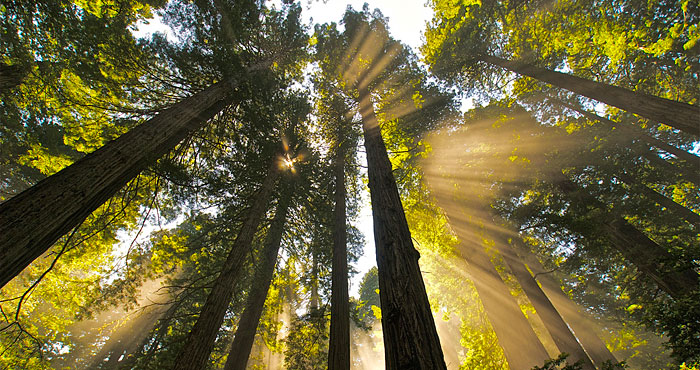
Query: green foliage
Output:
[[1, 0, 697, 367], [353, 267, 380, 327], [531, 353, 628, 370], [283, 310, 328, 370]]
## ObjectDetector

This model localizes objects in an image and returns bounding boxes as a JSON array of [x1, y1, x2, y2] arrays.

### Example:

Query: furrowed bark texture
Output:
[[480, 55, 700, 136], [0, 82, 232, 288], [493, 233, 595, 370], [173, 162, 279, 370], [328, 142, 350, 370], [358, 87, 447, 370], [224, 192, 290, 370], [552, 172, 699, 298], [615, 172, 700, 227], [520, 249, 618, 367]]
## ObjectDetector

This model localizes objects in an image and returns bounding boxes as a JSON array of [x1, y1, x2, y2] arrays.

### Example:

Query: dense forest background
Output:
[[0, 0, 698, 369]]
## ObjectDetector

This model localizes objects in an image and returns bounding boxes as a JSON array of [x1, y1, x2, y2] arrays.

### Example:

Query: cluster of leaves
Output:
[[2, 0, 697, 368], [419, 0, 699, 367], [532, 353, 628, 370]]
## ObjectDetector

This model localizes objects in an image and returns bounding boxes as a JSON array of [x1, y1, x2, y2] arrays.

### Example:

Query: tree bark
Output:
[[636, 149, 700, 188], [455, 239, 551, 370], [480, 55, 700, 136], [0, 62, 29, 91], [328, 140, 350, 370], [358, 87, 447, 370], [551, 171, 699, 299], [615, 172, 700, 227], [519, 249, 619, 368], [493, 233, 595, 370], [172, 160, 280, 370], [436, 202, 551, 370], [550, 97, 700, 169], [0, 82, 233, 288], [223, 191, 290, 370]]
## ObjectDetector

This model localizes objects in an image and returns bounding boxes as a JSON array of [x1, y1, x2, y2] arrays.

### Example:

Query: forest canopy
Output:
[[0, 0, 698, 369]]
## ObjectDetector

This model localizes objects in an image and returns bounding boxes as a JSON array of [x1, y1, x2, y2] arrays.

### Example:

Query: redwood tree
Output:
[[314, 10, 448, 367], [0, 86, 232, 288], [172, 157, 281, 370], [477, 55, 699, 136], [223, 189, 291, 370], [550, 171, 698, 299], [0, 0, 307, 288], [328, 133, 350, 370], [434, 195, 551, 370], [492, 231, 596, 370], [358, 86, 447, 369]]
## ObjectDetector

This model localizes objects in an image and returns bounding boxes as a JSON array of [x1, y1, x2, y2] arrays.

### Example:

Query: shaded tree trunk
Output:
[[549, 97, 700, 169], [223, 191, 291, 370], [0, 82, 233, 288], [492, 232, 595, 370], [480, 55, 700, 136], [172, 159, 280, 370], [358, 87, 447, 369], [551, 171, 698, 299], [437, 201, 551, 370], [615, 172, 700, 227], [328, 140, 350, 370], [519, 249, 619, 368], [636, 149, 700, 188], [455, 239, 551, 370], [0, 63, 29, 91]]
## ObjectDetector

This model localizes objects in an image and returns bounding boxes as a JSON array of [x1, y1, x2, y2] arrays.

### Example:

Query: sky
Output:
[[300, 0, 434, 51], [133, 1, 434, 55], [300, 0, 435, 295], [132, 0, 435, 297]]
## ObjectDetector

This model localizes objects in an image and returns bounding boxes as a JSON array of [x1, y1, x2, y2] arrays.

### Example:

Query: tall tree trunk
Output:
[[455, 240, 551, 370], [223, 190, 290, 370], [637, 149, 700, 188], [546, 97, 700, 210], [519, 249, 619, 368], [615, 172, 700, 227], [479, 55, 700, 136], [492, 232, 595, 370], [549, 96, 700, 169], [172, 159, 280, 370], [551, 171, 698, 299], [437, 201, 551, 370], [0, 63, 29, 91], [0, 82, 233, 288], [328, 140, 350, 370], [357, 87, 447, 370]]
